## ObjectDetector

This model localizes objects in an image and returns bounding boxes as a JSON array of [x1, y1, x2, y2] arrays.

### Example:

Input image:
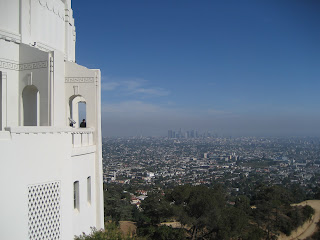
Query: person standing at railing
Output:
[[80, 119, 86, 128]]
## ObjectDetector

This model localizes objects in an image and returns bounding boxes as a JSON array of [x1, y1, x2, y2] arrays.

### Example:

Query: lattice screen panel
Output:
[[28, 182, 61, 240]]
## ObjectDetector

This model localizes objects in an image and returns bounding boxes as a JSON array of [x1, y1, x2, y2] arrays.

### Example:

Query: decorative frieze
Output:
[[65, 77, 94, 83], [0, 60, 48, 71]]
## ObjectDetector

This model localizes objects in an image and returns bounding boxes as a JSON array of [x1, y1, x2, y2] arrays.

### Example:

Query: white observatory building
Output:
[[0, 0, 104, 239]]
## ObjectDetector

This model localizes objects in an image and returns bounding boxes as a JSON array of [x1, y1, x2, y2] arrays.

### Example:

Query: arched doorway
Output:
[[22, 85, 39, 126], [69, 95, 86, 128]]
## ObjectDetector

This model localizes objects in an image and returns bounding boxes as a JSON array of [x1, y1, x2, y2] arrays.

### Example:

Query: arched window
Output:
[[22, 85, 39, 126]]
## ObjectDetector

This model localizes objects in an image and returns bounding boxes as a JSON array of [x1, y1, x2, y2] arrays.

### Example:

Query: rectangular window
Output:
[[74, 181, 79, 211], [87, 177, 91, 204]]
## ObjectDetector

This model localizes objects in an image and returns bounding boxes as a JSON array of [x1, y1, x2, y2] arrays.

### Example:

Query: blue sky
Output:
[[72, 0, 320, 137]]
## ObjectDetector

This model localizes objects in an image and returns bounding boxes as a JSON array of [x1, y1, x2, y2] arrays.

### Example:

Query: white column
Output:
[[72, 100, 79, 128], [0, 72, 7, 130], [37, 91, 40, 126]]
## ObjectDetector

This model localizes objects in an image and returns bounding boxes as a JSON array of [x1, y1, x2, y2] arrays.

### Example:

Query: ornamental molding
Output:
[[38, 0, 65, 20], [0, 29, 21, 44], [65, 77, 95, 83], [0, 59, 48, 71]]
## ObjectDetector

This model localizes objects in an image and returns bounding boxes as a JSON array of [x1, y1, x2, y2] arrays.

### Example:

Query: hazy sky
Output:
[[72, 0, 320, 137]]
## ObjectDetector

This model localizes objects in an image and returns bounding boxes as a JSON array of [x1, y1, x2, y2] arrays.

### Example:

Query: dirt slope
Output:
[[278, 200, 320, 240], [119, 221, 137, 237]]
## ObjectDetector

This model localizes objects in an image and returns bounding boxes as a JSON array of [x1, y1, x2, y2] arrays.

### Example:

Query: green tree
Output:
[[104, 184, 134, 222], [140, 191, 173, 225], [235, 195, 252, 215], [252, 185, 315, 238], [168, 185, 229, 239], [137, 225, 185, 240]]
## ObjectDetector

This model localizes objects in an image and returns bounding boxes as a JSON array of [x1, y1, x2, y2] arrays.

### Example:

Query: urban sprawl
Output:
[[102, 134, 320, 206]]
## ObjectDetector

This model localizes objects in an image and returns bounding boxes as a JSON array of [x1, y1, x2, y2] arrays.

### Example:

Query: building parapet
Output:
[[4, 126, 95, 148]]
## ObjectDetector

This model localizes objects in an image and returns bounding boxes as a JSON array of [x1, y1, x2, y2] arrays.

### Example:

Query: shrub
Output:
[[75, 222, 139, 240]]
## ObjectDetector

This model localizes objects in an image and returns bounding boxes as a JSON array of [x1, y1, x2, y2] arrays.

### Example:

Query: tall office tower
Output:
[[190, 129, 195, 138], [0, 0, 104, 239], [168, 130, 173, 138]]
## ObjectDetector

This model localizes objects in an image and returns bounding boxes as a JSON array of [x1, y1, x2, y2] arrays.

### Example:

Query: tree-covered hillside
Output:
[[76, 184, 315, 240]]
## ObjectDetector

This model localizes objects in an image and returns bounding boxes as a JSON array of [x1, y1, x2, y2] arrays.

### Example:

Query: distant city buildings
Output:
[[168, 129, 213, 139], [102, 136, 320, 199]]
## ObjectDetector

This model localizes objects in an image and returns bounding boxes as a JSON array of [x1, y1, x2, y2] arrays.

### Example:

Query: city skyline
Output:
[[73, 0, 320, 137]]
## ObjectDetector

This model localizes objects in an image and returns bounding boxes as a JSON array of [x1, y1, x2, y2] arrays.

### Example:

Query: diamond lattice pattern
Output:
[[28, 182, 61, 240]]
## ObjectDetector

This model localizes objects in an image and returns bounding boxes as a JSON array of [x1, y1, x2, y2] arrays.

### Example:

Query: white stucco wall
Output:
[[0, 129, 72, 239], [19, 44, 50, 126], [65, 62, 100, 129], [0, 0, 104, 239], [72, 152, 97, 236], [30, 0, 65, 53], [0, 0, 20, 39], [0, 40, 20, 127], [52, 50, 67, 126], [0, 128, 100, 240], [0, 0, 75, 61]]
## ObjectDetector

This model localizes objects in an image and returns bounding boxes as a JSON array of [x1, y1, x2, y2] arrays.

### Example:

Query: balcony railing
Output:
[[71, 128, 94, 147]]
